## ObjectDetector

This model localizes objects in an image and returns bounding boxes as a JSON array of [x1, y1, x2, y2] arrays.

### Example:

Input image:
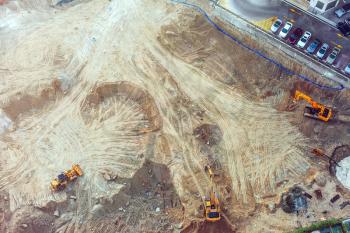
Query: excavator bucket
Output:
[[72, 164, 83, 176], [50, 164, 83, 192]]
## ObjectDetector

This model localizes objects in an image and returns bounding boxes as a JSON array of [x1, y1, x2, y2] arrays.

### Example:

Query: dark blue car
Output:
[[306, 39, 321, 54]]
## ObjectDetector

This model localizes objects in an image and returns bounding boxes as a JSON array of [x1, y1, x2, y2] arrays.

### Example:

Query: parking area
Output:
[[270, 14, 350, 76], [218, 0, 350, 77]]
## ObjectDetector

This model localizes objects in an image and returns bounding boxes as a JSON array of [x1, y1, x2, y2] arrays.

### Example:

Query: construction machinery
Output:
[[51, 164, 83, 191], [293, 90, 332, 122], [203, 165, 221, 222]]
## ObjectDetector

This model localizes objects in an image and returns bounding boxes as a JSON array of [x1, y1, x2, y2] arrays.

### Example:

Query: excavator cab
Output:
[[204, 192, 221, 222], [294, 90, 332, 122], [203, 165, 221, 222], [51, 164, 83, 191]]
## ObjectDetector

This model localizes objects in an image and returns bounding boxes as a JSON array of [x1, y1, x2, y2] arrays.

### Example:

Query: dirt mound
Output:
[[193, 124, 222, 146], [280, 186, 307, 214], [82, 82, 162, 133]]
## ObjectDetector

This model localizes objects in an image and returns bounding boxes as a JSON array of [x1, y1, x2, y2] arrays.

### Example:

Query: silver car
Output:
[[316, 43, 329, 59], [326, 47, 341, 65], [297, 31, 312, 48]]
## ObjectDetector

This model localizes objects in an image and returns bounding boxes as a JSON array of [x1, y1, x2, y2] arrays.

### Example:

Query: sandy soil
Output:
[[0, 0, 350, 233]]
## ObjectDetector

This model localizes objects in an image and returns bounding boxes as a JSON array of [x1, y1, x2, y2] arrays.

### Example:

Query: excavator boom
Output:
[[203, 165, 221, 222]]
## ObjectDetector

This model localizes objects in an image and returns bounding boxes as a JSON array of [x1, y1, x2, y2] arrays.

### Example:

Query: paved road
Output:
[[219, 0, 282, 20], [218, 0, 350, 75]]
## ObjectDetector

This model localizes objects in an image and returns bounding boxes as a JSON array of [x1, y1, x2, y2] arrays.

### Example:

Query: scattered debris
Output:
[[102, 170, 118, 181], [340, 201, 350, 209], [281, 186, 308, 213], [304, 192, 312, 199], [193, 124, 222, 146], [53, 210, 60, 217], [315, 174, 327, 187], [314, 190, 323, 200], [175, 222, 183, 229], [330, 194, 340, 203]]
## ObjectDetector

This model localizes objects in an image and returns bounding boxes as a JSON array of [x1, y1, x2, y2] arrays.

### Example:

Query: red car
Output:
[[288, 28, 303, 45]]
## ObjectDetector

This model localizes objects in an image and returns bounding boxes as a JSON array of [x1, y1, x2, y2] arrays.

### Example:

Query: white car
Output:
[[345, 63, 350, 75], [270, 19, 282, 33], [316, 43, 329, 59], [278, 21, 293, 39], [297, 31, 311, 48]]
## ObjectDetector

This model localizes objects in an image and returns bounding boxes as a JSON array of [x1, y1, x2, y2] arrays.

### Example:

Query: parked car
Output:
[[288, 28, 303, 45], [335, 3, 350, 18], [306, 39, 321, 54], [345, 63, 350, 75], [316, 43, 329, 59], [270, 18, 282, 33], [337, 21, 350, 36], [297, 31, 312, 48], [326, 47, 341, 65], [278, 21, 293, 38]]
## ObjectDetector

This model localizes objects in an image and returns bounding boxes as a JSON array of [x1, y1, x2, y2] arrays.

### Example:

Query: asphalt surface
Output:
[[218, 0, 350, 74]]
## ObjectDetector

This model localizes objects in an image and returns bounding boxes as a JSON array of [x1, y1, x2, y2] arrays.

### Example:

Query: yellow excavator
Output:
[[203, 165, 220, 222], [294, 90, 332, 122], [51, 164, 83, 191]]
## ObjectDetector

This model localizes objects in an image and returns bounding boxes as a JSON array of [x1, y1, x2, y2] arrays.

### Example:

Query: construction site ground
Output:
[[0, 0, 350, 232]]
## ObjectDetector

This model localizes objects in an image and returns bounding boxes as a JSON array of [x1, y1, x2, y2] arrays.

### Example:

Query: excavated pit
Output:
[[1, 0, 350, 232]]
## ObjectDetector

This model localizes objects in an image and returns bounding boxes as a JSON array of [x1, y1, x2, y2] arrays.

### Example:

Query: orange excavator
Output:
[[203, 165, 221, 222], [294, 90, 332, 122], [51, 164, 83, 191]]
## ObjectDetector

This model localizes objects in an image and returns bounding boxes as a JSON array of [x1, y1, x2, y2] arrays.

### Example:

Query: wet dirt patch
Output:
[[1, 79, 62, 122]]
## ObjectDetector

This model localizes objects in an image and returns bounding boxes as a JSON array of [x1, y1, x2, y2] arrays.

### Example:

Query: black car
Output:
[[337, 21, 350, 36]]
